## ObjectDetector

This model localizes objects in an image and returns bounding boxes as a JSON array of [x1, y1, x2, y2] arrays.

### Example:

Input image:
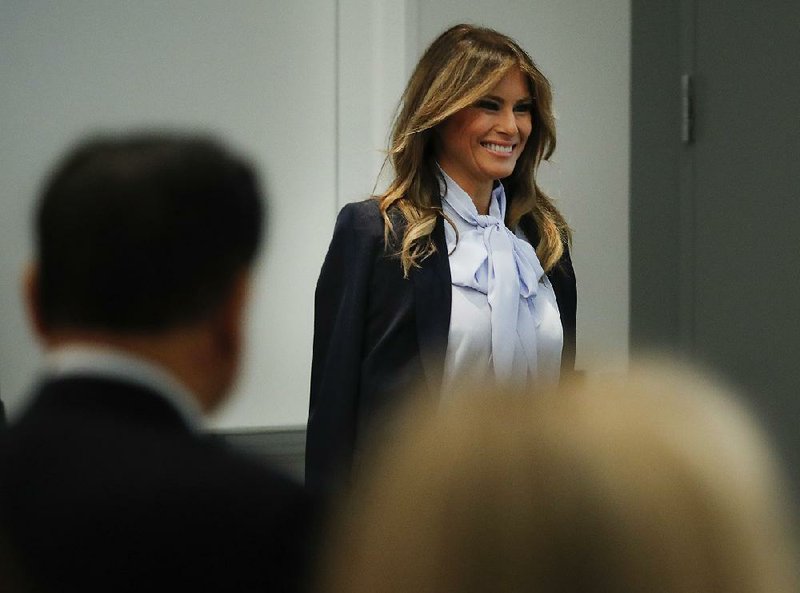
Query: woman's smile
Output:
[[480, 141, 516, 155]]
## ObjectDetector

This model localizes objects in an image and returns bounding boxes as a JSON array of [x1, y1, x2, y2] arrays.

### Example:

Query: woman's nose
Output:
[[495, 108, 518, 135]]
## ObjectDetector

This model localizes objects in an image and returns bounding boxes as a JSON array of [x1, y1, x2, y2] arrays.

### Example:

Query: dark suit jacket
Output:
[[0, 376, 314, 593], [306, 199, 577, 492]]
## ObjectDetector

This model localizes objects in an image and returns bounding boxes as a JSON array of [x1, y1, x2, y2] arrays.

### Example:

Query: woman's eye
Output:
[[475, 99, 500, 111], [514, 102, 534, 113]]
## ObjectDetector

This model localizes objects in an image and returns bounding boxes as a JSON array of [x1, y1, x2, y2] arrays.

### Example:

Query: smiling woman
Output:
[[305, 24, 576, 492], [435, 68, 534, 213]]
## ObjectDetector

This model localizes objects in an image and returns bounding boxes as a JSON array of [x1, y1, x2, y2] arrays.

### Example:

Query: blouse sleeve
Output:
[[305, 201, 382, 492]]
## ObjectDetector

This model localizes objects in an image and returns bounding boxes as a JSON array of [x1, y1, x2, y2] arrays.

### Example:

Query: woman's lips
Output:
[[481, 141, 515, 155]]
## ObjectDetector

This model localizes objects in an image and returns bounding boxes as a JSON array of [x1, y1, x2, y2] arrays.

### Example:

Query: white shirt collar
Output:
[[43, 345, 206, 430]]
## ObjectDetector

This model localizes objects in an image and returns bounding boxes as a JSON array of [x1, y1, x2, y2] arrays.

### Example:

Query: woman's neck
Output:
[[469, 188, 492, 215], [438, 166, 493, 214]]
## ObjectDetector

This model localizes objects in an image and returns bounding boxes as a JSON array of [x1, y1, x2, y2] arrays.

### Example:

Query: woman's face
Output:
[[435, 67, 533, 201]]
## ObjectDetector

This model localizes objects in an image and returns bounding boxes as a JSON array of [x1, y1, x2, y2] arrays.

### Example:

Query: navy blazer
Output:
[[306, 199, 576, 492], [0, 376, 314, 593]]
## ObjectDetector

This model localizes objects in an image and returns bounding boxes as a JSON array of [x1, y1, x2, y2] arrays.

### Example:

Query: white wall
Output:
[[0, 1, 337, 428], [0, 1, 630, 429]]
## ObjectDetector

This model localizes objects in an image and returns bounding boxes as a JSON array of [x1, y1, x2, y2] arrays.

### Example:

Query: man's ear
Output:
[[216, 269, 251, 358], [203, 269, 252, 411], [207, 269, 252, 379], [22, 261, 48, 342]]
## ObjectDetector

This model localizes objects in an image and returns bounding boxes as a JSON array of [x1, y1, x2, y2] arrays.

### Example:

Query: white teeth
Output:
[[482, 142, 513, 153]]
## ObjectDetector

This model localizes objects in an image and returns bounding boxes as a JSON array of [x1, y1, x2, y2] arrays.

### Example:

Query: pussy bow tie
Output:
[[442, 181, 546, 380]]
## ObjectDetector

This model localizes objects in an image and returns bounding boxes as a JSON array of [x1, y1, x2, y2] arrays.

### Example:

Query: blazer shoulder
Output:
[[337, 199, 384, 235], [336, 198, 413, 254], [555, 239, 575, 279]]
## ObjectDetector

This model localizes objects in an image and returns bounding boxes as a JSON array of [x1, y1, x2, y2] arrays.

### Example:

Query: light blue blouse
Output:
[[439, 169, 563, 397]]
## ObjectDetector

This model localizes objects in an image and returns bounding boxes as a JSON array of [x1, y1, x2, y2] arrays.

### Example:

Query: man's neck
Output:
[[43, 329, 222, 413], [44, 342, 207, 429]]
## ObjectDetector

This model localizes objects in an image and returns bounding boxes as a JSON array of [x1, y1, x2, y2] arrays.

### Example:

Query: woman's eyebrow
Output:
[[481, 94, 534, 103]]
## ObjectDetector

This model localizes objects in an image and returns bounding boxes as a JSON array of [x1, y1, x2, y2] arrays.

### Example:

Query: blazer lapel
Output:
[[412, 214, 451, 395]]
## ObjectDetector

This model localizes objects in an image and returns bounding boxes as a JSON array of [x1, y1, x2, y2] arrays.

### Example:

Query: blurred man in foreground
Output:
[[0, 134, 312, 592]]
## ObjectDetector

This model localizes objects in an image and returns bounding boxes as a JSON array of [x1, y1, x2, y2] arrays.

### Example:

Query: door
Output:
[[632, 0, 800, 490]]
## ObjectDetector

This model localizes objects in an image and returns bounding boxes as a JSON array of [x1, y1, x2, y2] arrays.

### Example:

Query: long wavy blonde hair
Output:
[[378, 24, 570, 277]]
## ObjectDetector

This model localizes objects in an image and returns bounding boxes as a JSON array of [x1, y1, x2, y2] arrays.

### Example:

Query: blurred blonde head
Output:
[[322, 362, 798, 593]]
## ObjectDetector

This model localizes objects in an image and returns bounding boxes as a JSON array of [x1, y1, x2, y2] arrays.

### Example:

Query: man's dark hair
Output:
[[35, 133, 264, 332]]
